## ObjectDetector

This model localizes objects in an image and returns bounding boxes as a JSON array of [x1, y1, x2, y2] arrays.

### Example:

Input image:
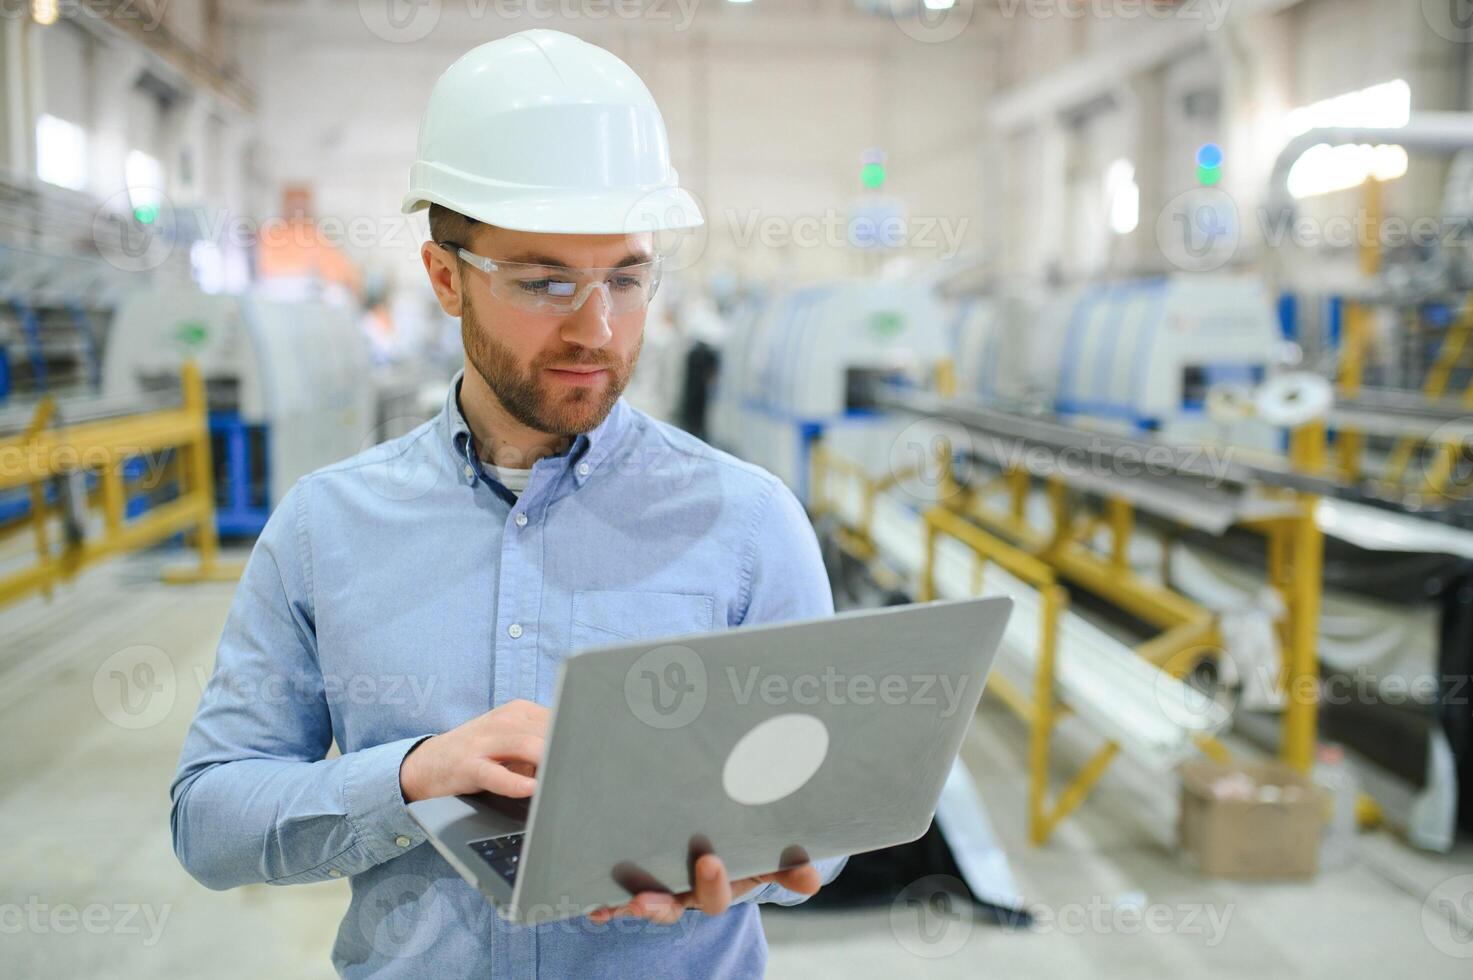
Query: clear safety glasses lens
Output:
[[453, 248, 661, 315]]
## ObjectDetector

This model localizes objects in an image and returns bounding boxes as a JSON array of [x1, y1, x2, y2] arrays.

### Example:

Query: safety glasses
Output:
[[443, 244, 662, 316]]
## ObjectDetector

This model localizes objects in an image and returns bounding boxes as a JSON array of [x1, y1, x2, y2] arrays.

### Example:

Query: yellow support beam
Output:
[[0, 362, 242, 609]]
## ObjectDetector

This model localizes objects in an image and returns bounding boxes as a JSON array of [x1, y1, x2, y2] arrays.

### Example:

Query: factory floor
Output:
[[5, 549, 1472, 978]]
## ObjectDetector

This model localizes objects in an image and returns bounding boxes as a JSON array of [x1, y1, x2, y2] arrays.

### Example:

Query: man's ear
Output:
[[422, 242, 463, 317]]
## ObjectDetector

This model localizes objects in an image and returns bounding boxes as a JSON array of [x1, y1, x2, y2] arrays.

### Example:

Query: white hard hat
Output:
[[401, 30, 703, 236]]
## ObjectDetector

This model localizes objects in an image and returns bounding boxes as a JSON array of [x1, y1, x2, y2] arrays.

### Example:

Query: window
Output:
[[36, 114, 88, 191]]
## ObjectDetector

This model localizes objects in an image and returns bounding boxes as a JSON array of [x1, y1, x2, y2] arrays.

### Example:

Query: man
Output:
[[170, 29, 844, 979]]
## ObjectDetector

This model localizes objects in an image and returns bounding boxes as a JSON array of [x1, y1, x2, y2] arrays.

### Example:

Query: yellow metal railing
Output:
[[0, 362, 241, 609]]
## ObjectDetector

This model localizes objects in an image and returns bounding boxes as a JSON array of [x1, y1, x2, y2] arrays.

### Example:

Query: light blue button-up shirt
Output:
[[170, 373, 845, 978]]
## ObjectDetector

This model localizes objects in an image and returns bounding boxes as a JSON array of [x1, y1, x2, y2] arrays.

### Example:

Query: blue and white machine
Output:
[[710, 280, 951, 503], [953, 275, 1288, 447], [102, 287, 373, 535]]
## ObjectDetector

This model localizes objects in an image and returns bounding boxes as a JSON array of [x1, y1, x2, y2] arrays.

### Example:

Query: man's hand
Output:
[[587, 854, 822, 925], [399, 699, 549, 803]]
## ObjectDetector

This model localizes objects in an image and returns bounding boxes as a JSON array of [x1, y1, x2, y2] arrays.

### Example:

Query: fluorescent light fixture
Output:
[[924, 0, 957, 9], [1104, 158, 1139, 235], [1286, 79, 1410, 136], [36, 114, 88, 191], [1284, 80, 1411, 198], [1287, 142, 1408, 199]]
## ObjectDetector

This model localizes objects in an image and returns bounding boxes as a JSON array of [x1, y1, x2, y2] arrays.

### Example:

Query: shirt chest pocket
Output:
[[569, 589, 716, 653]]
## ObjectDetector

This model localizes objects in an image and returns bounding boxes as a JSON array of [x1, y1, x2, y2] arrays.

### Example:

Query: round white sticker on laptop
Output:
[[722, 713, 829, 806]]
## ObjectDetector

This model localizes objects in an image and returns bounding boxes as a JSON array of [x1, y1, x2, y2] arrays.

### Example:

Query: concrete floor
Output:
[[4, 549, 1472, 978]]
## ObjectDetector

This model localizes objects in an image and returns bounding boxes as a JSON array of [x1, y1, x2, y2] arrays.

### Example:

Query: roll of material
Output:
[[1256, 372, 1334, 426]]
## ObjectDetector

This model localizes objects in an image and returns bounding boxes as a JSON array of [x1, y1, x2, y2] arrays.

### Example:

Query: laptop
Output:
[[407, 596, 1012, 924]]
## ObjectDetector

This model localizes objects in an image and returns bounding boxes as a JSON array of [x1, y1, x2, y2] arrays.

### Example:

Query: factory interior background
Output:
[[6, 0, 1473, 977]]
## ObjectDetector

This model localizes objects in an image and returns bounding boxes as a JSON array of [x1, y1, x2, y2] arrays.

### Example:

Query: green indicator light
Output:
[[133, 205, 158, 224], [1197, 164, 1222, 186], [860, 162, 886, 189]]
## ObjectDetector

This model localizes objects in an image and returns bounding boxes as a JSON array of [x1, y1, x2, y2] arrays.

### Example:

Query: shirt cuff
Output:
[[343, 735, 434, 866]]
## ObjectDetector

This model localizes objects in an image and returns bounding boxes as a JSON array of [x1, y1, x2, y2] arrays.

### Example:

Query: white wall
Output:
[[234, 2, 997, 294], [987, 0, 1470, 288]]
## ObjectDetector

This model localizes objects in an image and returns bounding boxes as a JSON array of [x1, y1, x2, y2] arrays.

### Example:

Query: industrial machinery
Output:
[[101, 287, 374, 535], [710, 279, 951, 501], [953, 275, 1291, 448]]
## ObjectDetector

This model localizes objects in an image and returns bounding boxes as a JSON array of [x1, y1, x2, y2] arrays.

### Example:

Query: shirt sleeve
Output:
[[730, 478, 848, 906], [168, 479, 432, 890]]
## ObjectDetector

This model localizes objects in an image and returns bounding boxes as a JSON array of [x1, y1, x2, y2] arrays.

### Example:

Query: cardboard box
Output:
[[1177, 759, 1326, 879]]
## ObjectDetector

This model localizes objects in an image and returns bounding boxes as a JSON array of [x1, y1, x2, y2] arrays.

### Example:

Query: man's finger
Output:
[[486, 731, 546, 757], [472, 758, 536, 797], [691, 854, 732, 916], [771, 862, 821, 895]]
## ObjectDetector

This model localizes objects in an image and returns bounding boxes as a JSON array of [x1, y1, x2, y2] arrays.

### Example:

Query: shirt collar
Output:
[[439, 368, 631, 488]]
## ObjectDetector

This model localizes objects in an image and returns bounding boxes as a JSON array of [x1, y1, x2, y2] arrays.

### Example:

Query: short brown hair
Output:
[[428, 204, 480, 248]]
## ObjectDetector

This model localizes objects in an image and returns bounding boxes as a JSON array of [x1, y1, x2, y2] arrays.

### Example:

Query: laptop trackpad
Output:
[[449, 792, 530, 838]]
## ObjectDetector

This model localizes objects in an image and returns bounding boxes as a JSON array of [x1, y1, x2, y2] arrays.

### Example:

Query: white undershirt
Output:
[[492, 464, 533, 495]]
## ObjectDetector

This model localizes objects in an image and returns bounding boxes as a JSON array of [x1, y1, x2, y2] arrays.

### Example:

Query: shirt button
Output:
[[508, 623, 523, 639], [576, 462, 590, 477], [395, 835, 412, 848], [463, 464, 475, 480], [328, 868, 343, 878], [514, 513, 528, 527]]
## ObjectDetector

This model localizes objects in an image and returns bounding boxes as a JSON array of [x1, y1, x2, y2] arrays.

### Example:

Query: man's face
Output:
[[453, 226, 652, 440]]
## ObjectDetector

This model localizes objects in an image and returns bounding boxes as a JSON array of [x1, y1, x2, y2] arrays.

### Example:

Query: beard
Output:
[[461, 292, 641, 438]]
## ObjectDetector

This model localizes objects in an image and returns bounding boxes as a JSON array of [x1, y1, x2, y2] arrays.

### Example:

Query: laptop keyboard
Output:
[[468, 833, 525, 883]]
